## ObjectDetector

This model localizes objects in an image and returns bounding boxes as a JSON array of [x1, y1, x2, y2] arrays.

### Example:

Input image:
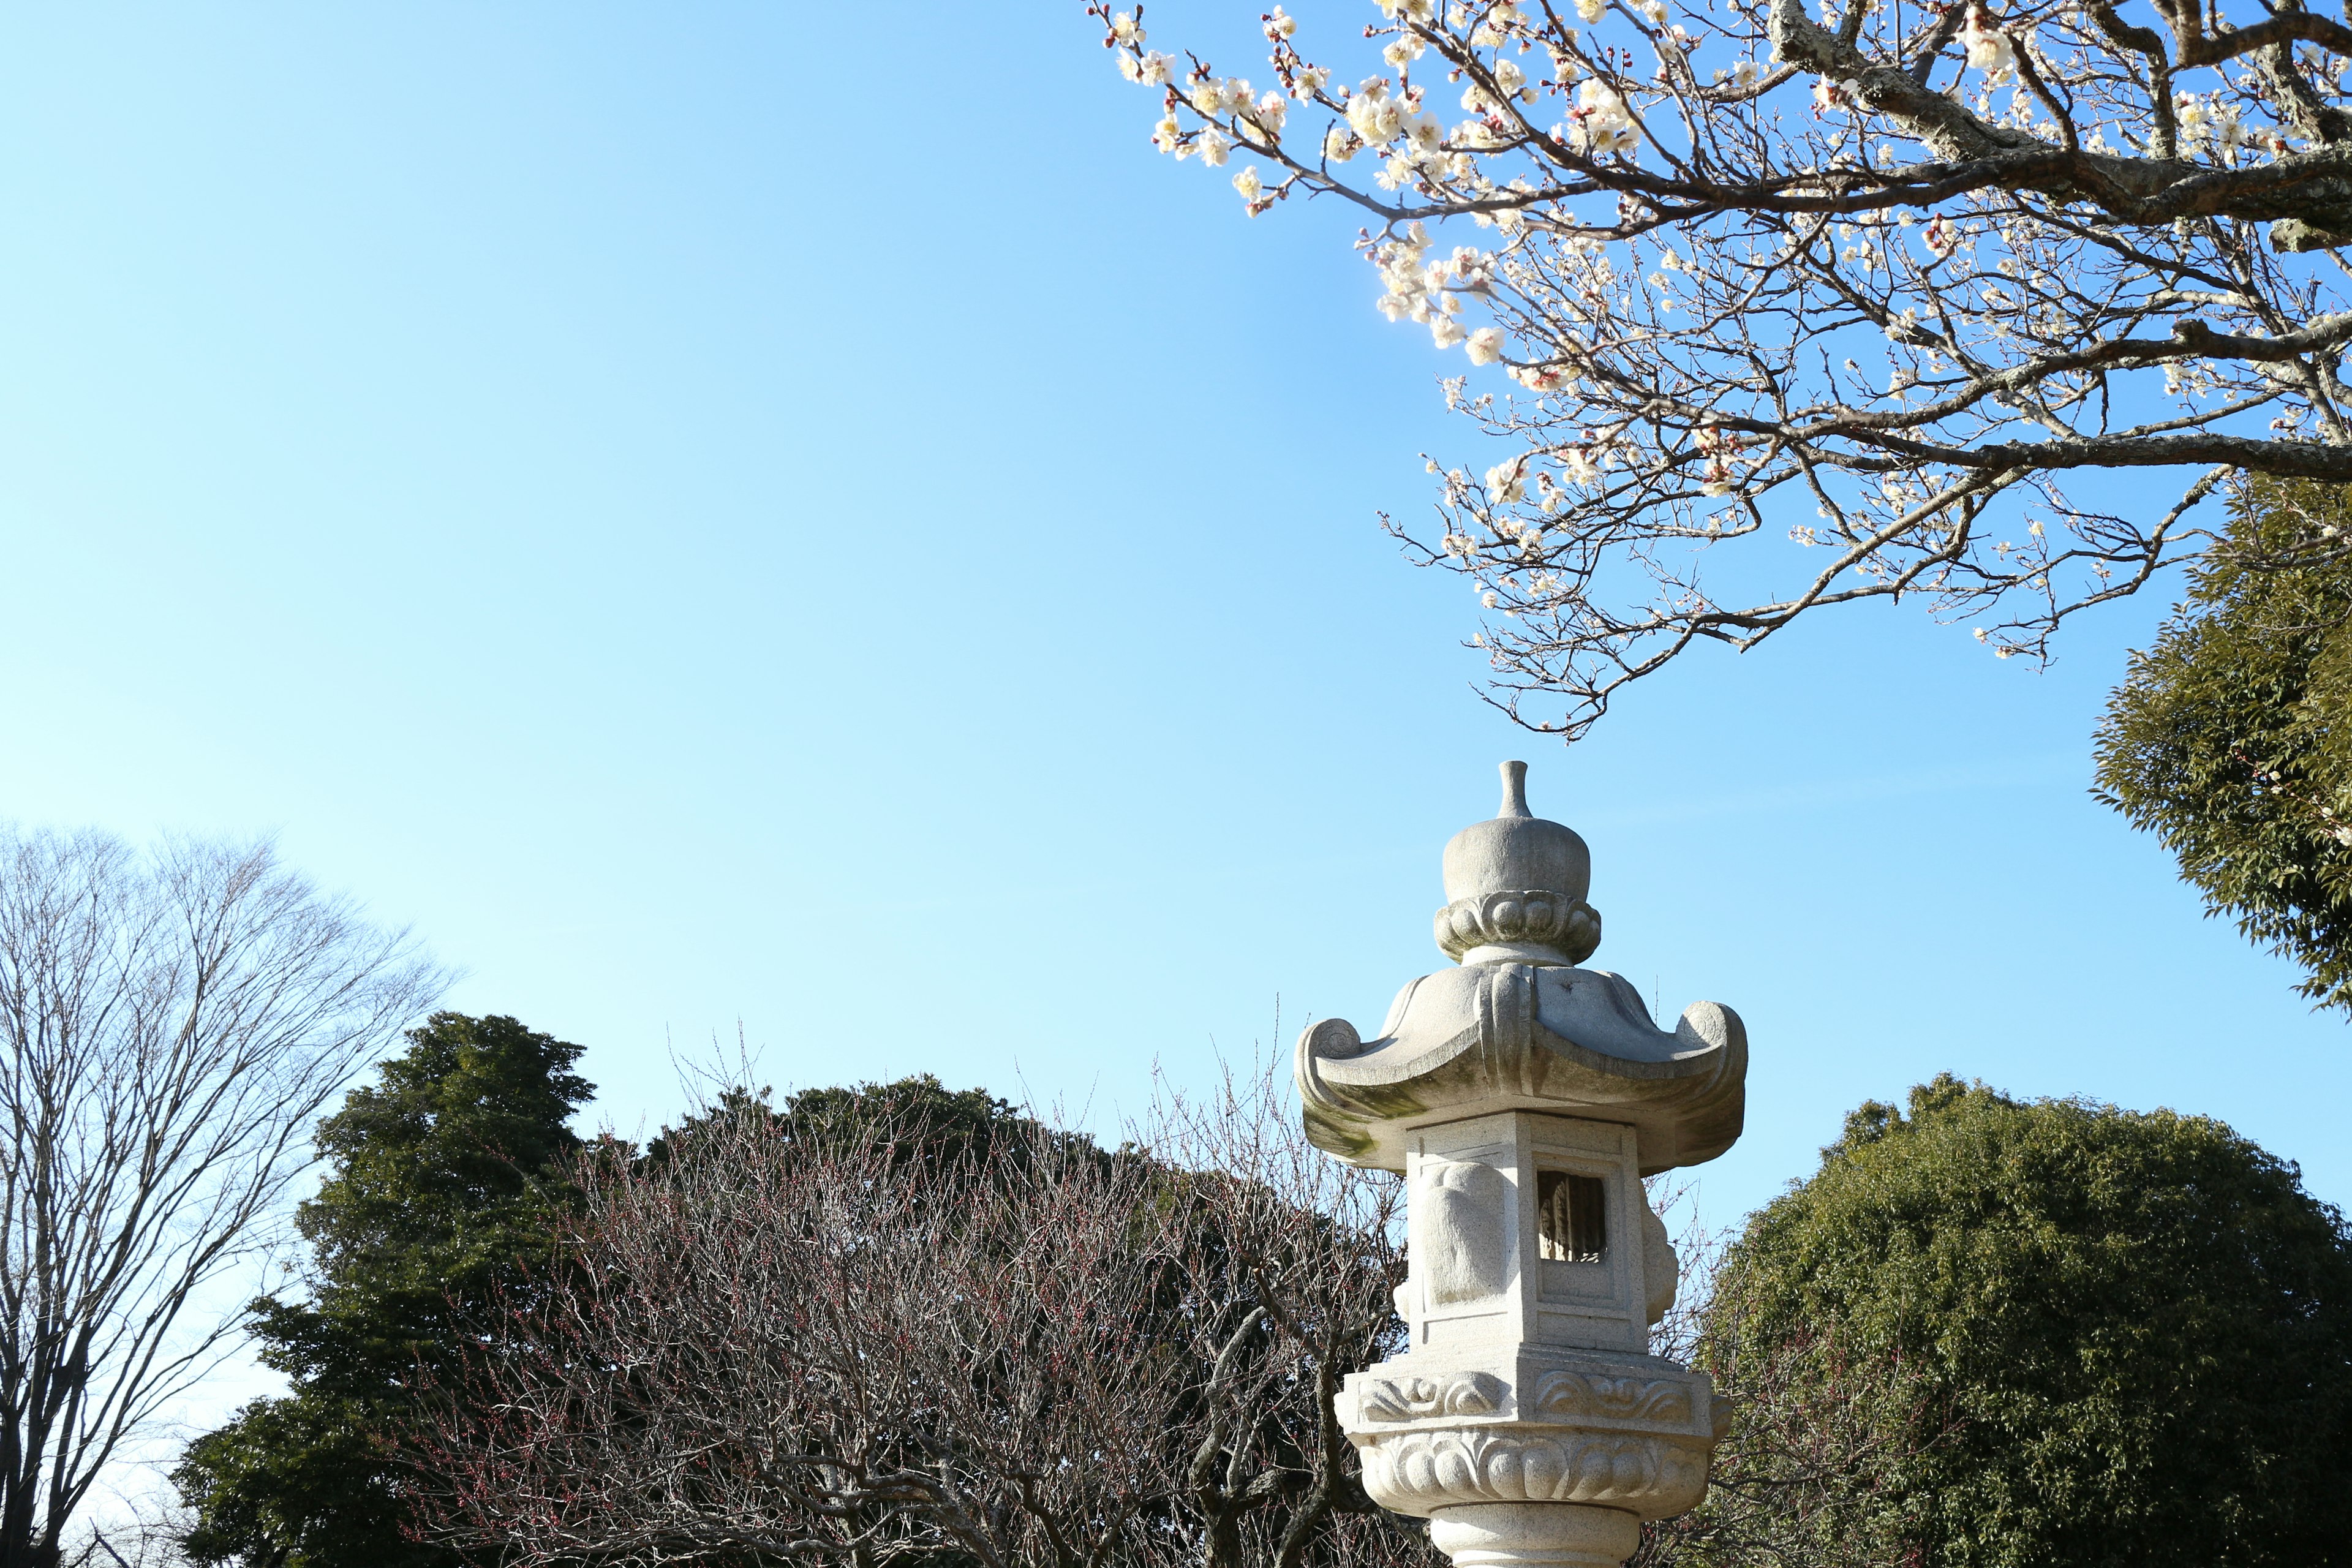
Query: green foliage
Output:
[[2095, 477, 2352, 1012], [1681, 1074, 2352, 1568], [173, 1012, 593, 1568], [644, 1072, 1054, 1175]]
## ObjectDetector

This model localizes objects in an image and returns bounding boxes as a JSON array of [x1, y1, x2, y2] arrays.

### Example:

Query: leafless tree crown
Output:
[[0, 831, 440, 1568], [1101, 0, 2352, 728], [420, 1065, 1439, 1568]]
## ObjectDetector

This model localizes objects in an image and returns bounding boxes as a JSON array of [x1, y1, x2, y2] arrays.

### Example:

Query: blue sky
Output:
[[4, 0, 2346, 1329]]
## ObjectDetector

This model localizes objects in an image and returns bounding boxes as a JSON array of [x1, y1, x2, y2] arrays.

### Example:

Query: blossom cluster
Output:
[[1087, 0, 2352, 703]]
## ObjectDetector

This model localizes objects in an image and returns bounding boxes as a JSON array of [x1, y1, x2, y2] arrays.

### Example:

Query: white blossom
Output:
[[1234, 165, 1264, 202], [1466, 325, 1507, 363], [1432, 315, 1469, 348], [1472, 12, 1518, 44], [1960, 9, 2016, 84], [1569, 78, 1637, 154], [1513, 363, 1577, 392], [1197, 126, 1232, 166], [1349, 90, 1407, 144]]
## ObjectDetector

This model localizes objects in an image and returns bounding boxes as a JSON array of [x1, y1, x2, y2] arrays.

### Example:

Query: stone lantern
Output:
[[1295, 763, 1747, 1568]]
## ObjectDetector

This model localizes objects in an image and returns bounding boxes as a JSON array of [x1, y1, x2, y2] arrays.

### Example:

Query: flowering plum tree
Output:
[[1099, 0, 2352, 728]]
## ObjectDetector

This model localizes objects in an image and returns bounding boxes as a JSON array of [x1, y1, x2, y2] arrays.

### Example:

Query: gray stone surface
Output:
[[1298, 763, 1747, 1175], [1300, 764, 1749, 1568]]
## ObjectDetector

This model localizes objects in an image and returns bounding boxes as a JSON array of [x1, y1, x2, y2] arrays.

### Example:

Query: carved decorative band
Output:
[[1359, 1373, 1506, 1422], [1357, 1427, 1709, 1521], [1531, 1370, 1694, 1425], [1434, 890, 1602, 963]]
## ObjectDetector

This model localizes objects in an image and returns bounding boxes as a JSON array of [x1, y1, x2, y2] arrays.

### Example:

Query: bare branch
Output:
[[0, 831, 439, 1564], [417, 1057, 1433, 1568]]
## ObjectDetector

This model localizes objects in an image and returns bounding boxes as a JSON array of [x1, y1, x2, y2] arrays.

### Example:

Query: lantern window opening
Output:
[[1537, 1170, 1607, 1265]]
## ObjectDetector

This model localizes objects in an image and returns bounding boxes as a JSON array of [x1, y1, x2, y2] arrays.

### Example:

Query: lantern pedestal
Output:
[[1429, 1504, 1641, 1568]]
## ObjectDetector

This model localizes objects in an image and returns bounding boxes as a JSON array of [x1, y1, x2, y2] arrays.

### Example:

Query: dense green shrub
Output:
[[1664, 1076, 2352, 1568]]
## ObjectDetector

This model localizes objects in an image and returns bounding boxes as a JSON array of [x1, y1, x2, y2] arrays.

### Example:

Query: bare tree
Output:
[[0, 829, 441, 1568], [418, 1063, 1439, 1568], [1100, 0, 2352, 728]]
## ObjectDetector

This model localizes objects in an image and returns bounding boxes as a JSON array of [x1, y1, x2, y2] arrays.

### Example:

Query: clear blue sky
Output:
[[4, 0, 2345, 1288]]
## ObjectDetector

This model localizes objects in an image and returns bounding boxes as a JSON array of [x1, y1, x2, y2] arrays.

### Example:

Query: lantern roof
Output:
[[1297, 762, 1746, 1174]]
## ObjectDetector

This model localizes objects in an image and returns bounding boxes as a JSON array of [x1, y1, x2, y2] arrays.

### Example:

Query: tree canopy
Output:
[[1664, 1074, 2352, 1567], [1102, 0, 2352, 729], [2096, 476, 2352, 1011], [0, 831, 436, 1568], [418, 1066, 1430, 1568], [642, 1072, 1071, 1177], [173, 1011, 593, 1568]]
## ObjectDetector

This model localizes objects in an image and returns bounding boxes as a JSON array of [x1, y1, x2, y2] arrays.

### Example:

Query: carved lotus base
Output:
[[1340, 1350, 1722, 1524], [1358, 1423, 1709, 1520]]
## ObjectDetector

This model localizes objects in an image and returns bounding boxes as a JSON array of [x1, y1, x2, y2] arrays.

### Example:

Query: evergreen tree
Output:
[[645, 1072, 1094, 1177], [1668, 1076, 2352, 1568], [173, 1012, 593, 1568], [2095, 478, 2352, 1012]]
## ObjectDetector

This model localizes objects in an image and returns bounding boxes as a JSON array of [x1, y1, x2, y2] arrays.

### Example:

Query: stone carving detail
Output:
[[1298, 1017, 1366, 1061], [1641, 1205, 1679, 1326], [1357, 1427, 1710, 1520], [1435, 889, 1602, 964], [1415, 1159, 1511, 1305], [1529, 1370, 1694, 1425], [1357, 1372, 1506, 1422]]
